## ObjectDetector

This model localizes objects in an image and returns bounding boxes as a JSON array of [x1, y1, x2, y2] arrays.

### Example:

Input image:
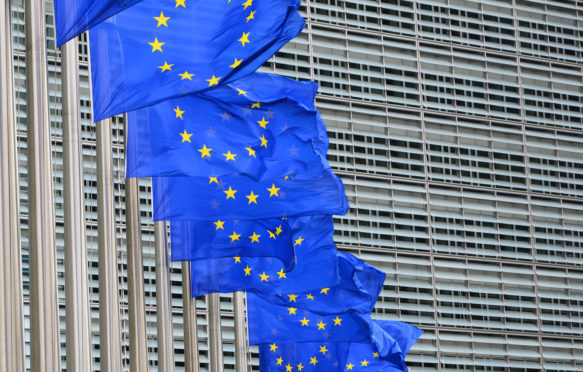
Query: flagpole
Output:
[[155, 221, 175, 371], [124, 114, 149, 372], [182, 262, 200, 372], [208, 293, 224, 372], [233, 292, 248, 372], [24, 0, 61, 369], [61, 36, 92, 372], [96, 117, 123, 372], [0, 1, 25, 370]]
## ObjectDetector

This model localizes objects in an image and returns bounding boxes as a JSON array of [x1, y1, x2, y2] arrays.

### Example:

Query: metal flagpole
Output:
[[61, 37, 92, 372], [155, 221, 175, 371], [96, 118, 123, 372], [182, 262, 200, 372], [24, 0, 61, 370], [0, 1, 25, 371], [208, 293, 224, 372], [233, 292, 248, 372], [123, 114, 149, 372]]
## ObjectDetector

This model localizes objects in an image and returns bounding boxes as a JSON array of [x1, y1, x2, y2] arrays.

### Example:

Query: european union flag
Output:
[[259, 342, 350, 372], [151, 170, 347, 221], [247, 253, 392, 354], [89, 0, 305, 121], [53, 0, 142, 47], [187, 215, 339, 297], [126, 73, 328, 179], [248, 292, 381, 349], [170, 217, 295, 267], [258, 320, 423, 372], [254, 252, 386, 315], [343, 320, 423, 372]]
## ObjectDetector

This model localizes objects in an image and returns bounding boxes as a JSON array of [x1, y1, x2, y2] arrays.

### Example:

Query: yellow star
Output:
[[223, 150, 237, 161], [242, 0, 252, 9], [246, 191, 259, 205], [276, 357, 283, 366], [179, 129, 193, 143], [245, 146, 256, 158], [275, 225, 283, 235], [238, 32, 250, 47], [288, 294, 298, 302], [316, 320, 326, 330], [209, 177, 218, 184], [233, 256, 241, 263], [360, 360, 369, 367], [267, 184, 280, 197], [269, 343, 278, 352], [277, 269, 286, 279], [214, 220, 225, 230], [243, 265, 252, 276], [287, 307, 297, 315], [285, 364, 292, 372], [154, 12, 170, 27], [372, 352, 379, 358], [294, 236, 304, 246], [268, 230, 276, 239], [149, 37, 164, 52], [257, 117, 269, 129], [260, 135, 268, 148], [252, 102, 261, 109], [319, 346, 328, 355], [206, 75, 221, 87], [306, 294, 314, 300], [174, 106, 185, 119], [229, 231, 241, 242], [236, 87, 247, 96], [249, 232, 260, 243], [198, 144, 212, 158], [231, 59, 243, 69], [246, 10, 256, 22], [300, 317, 309, 326], [310, 357, 318, 366], [333, 316, 342, 326], [259, 272, 269, 282], [346, 363, 354, 370], [224, 186, 237, 200], [321, 288, 330, 295], [158, 61, 174, 72], [179, 71, 194, 80], [297, 363, 304, 371], [175, 0, 186, 7]]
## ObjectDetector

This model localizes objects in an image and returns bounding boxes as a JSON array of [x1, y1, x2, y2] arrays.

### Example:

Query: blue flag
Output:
[[247, 253, 391, 354], [248, 293, 382, 349], [151, 170, 347, 221], [344, 321, 423, 372], [258, 320, 422, 372], [89, 0, 305, 121], [126, 73, 328, 179], [53, 0, 142, 47], [255, 252, 386, 315], [187, 215, 339, 297], [170, 217, 295, 268]]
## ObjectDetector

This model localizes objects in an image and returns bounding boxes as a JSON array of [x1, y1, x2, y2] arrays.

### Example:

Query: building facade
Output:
[[8, 0, 583, 371]]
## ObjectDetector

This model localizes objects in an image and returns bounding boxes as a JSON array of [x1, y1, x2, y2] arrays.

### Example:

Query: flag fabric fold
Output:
[[53, 0, 143, 47], [258, 320, 423, 372], [186, 215, 339, 297], [89, 0, 305, 121], [126, 73, 328, 180]]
